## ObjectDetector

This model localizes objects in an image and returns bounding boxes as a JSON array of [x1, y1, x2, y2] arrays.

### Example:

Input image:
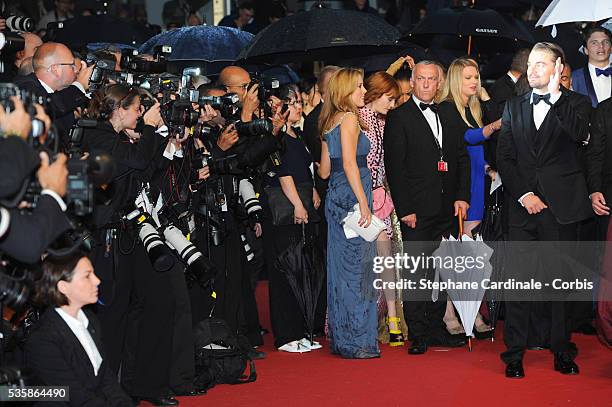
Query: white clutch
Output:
[[342, 204, 386, 242]]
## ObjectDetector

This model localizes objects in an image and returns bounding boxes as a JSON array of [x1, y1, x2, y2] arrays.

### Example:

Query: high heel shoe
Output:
[[443, 316, 465, 336], [387, 316, 404, 347], [473, 315, 493, 340]]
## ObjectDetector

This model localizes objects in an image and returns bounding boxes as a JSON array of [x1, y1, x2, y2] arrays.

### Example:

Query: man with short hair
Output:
[[489, 48, 530, 117], [14, 42, 94, 148], [218, 0, 260, 34], [384, 60, 470, 355], [497, 42, 592, 378], [572, 26, 612, 107]]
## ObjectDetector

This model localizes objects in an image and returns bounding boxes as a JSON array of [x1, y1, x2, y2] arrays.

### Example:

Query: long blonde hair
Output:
[[439, 58, 483, 128], [318, 67, 367, 137]]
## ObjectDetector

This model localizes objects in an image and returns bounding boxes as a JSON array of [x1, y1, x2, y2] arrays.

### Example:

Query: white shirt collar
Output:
[[411, 95, 434, 107], [507, 71, 519, 83], [588, 62, 612, 76], [55, 307, 89, 329], [38, 79, 54, 94]]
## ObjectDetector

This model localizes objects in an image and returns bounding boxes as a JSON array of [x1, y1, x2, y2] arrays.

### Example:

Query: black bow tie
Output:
[[532, 93, 551, 106], [419, 102, 438, 113]]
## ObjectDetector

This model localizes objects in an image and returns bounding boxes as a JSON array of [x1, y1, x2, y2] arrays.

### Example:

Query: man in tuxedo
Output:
[[14, 42, 93, 149], [489, 48, 530, 119], [497, 42, 592, 378], [571, 26, 612, 107], [384, 60, 470, 355]]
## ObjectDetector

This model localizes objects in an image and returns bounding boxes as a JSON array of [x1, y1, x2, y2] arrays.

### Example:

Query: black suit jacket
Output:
[[488, 74, 517, 120], [586, 97, 612, 199], [496, 88, 593, 226], [302, 103, 329, 199], [384, 98, 471, 219], [13, 73, 89, 149], [25, 308, 132, 406]]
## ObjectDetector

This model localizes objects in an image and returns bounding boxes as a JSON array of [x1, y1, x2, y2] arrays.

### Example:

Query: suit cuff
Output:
[[518, 192, 534, 207], [41, 189, 67, 212]]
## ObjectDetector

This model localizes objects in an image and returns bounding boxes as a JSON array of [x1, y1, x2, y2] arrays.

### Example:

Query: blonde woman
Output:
[[439, 57, 501, 338], [318, 68, 380, 359]]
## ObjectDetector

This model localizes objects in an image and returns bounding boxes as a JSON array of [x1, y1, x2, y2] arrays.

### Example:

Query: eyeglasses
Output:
[[48, 61, 77, 71], [225, 82, 250, 91]]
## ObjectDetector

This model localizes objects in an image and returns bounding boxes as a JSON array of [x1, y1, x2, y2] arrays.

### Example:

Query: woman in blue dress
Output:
[[317, 68, 380, 359]]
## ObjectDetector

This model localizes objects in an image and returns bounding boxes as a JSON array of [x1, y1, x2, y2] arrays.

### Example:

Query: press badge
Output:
[[437, 160, 448, 172]]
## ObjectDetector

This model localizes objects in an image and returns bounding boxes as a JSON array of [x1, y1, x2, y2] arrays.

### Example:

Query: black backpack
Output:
[[193, 318, 257, 390]]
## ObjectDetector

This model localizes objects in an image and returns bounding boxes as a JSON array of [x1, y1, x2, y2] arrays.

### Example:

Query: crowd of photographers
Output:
[[0, 19, 295, 403]]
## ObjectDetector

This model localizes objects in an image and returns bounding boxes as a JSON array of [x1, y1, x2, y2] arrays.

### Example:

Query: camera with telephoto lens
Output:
[[192, 148, 244, 178], [123, 209, 176, 272], [86, 52, 118, 92], [197, 92, 240, 118], [250, 72, 280, 103], [0, 83, 50, 142], [0, 1, 33, 32], [120, 45, 171, 74]]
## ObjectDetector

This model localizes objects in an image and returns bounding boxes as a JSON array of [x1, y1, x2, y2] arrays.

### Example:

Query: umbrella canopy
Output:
[[536, 0, 612, 27], [275, 226, 326, 344], [139, 25, 254, 61], [433, 234, 494, 349], [406, 7, 535, 55], [238, 8, 401, 64]]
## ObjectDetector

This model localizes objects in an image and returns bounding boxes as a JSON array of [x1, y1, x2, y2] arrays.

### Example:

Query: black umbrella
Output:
[[275, 226, 326, 345], [238, 7, 401, 64], [529, 23, 587, 71], [406, 7, 535, 55], [339, 42, 425, 74]]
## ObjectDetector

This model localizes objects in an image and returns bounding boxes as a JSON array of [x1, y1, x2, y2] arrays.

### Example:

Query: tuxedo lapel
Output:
[[519, 93, 537, 157], [583, 66, 599, 106], [408, 98, 439, 151]]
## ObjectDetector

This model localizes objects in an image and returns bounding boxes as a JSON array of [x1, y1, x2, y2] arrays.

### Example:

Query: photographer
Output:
[[82, 84, 186, 405], [0, 96, 71, 264], [25, 252, 133, 406], [14, 42, 94, 149]]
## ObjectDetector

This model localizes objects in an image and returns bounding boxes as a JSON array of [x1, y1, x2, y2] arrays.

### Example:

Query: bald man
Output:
[[14, 42, 94, 149], [218, 66, 261, 122]]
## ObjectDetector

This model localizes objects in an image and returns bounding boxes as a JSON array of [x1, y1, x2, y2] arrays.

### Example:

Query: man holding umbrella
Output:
[[497, 42, 592, 378]]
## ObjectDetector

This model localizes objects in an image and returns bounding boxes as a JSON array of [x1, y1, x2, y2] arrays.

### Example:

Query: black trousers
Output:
[[400, 204, 455, 342], [501, 209, 577, 364], [92, 230, 194, 398]]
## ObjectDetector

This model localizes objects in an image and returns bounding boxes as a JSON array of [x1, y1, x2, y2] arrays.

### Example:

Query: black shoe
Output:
[[527, 344, 550, 350], [248, 348, 267, 360], [170, 388, 206, 397], [554, 353, 579, 375], [428, 333, 466, 348], [505, 360, 525, 379], [573, 323, 597, 336], [408, 339, 428, 355], [138, 396, 179, 406]]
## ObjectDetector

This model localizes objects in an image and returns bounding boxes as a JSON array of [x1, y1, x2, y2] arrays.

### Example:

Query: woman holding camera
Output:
[[26, 252, 133, 406], [83, 84, 192, 405], [264, 84, 322, 353]]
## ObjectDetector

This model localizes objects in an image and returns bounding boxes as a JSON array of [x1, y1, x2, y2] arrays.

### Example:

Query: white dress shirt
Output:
[[588, 63, 612, 104], [517, 90, 562, 206], [55, 308, 103, 376], [412, 95, 442, 148]]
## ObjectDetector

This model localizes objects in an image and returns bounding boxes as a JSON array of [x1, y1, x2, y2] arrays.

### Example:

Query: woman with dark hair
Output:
[[358, 71, 404, 347], [83, 85, 191, 405], [264, 83, 322, 353], [26, 252, 133, 406]]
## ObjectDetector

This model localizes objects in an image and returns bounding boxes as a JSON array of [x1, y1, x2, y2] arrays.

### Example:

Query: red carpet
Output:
[[150, 282, 612, 407]]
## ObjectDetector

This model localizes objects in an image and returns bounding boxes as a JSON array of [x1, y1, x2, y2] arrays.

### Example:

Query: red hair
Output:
[[364, 72, 400, 105]]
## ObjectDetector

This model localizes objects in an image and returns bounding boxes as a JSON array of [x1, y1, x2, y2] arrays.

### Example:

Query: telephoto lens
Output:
[[239, 179, 263, 216], [234, 119, 273, 137], [138, 221, 175, 272], [163, 225, 216, 288], [6, 15, 34, 32], [0, 268, 30, 310]]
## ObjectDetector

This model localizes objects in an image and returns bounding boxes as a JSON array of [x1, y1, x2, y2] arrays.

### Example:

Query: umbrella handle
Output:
[[458, 207, 464, 241]]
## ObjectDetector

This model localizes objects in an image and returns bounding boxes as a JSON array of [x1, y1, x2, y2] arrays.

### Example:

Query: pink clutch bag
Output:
[[373, 187, 394, 219]]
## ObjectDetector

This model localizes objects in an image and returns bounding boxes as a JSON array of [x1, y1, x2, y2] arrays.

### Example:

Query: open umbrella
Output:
[[139, 25, 253, 61], [238, 7, 401, 64], [536, 0, 612, 27], [275, 225, 326, 345], [432, 210, 494, 351], [406, 6, 535, 55]]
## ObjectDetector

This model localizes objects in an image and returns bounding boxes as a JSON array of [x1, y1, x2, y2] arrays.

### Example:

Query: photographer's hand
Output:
[[217, 124, 239, 151], [0, 19, 6, 31], [271, 107, 289, 137], [0, 97, 32, 140], [200, 104, 218, 122], [37, 152, 68, 197], [143, 101, 163, 127], [34, 104, 51, 144], [76, 61, 95, 92], [241, 83, 259, 122], [198, 166, 210, 180]]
